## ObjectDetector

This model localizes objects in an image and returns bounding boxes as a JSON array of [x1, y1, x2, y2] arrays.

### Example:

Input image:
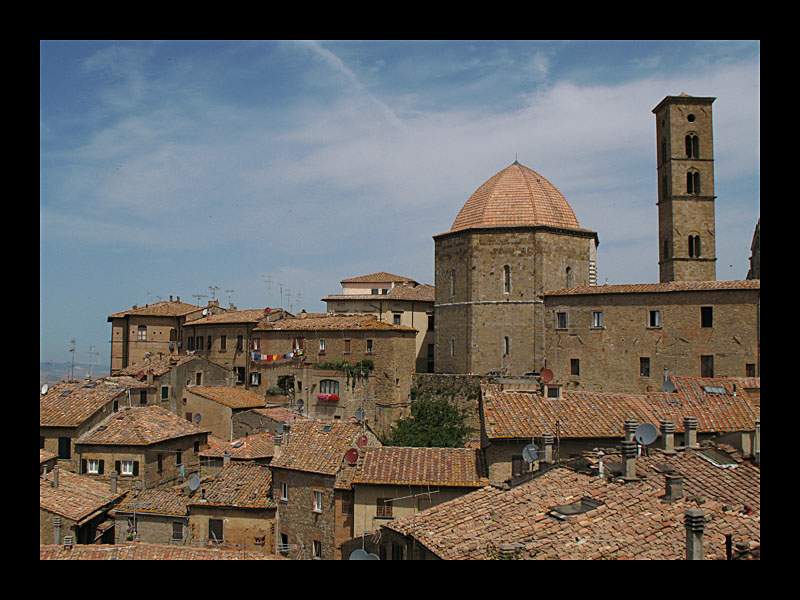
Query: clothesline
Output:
[[251, 350, 305, 362]]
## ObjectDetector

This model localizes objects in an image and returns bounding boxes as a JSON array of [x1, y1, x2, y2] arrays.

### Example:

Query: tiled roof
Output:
[[39, 542, 284, 560], [248, 406, 310, 424], [384, 459, 759, 560], [40, 470, 124, 523], [482, 380, 759, 440], [543, 279, 760, 297], [113, 488, 190, 516], [270, 420, 364, 476], [41, 449, 58, 463], [183, 308, 271, 326], [253, 314, 416, 333], [354, 447, 488, 487], [117, 354, 199, 377], [323, 283, 436, 303], [108, 300, 200, 319], [76, 406, 209, 446], [200, 434, 275, 460], [101, 375, 149, 389], [187, 386, 266, 410], [189, 462, 274, 509], [340, 272, 418, 284], [448, 162, 585, 234], [40, 380, 127, 428]]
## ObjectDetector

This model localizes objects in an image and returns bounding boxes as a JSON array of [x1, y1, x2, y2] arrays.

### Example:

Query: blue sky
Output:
[[40, 40, 760, 367]]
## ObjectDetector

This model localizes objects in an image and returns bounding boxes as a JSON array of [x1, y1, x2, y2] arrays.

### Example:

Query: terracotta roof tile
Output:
[[40, 380, 127, 428], [76, 406, 209, 446], [40, 470, 124, 522], [544, 279, 760, 296], [108, 300, 200, 319], [340, 272, 418, 284], [117, 354, 199, 377], [187, 386, 266, 410], [188, 462, 274, 509], [39, 542, 284, 560], [270, 420, 364, 475], [355, 447, 488, 487], [200, 433, 275, 460], [323, 283, 435, 303], [253, 314, 415, 332], [113, 488, 190, 516]]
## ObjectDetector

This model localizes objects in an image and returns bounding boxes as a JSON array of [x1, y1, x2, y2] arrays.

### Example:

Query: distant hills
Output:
[[40, 361, 110, 387]]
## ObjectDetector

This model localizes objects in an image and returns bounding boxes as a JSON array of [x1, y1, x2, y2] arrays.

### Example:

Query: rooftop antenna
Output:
[[285, 289, 293, 313], [88, 345, 99, 379], [192, 293, 208, 307], [225, 290, 235, 306], [209, 286, 220, 301], [69, 339, 76, 381]]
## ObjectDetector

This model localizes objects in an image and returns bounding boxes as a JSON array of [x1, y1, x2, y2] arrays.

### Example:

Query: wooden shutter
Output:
[[133, 461, 139, 476], [81, 459, 87, 474], [98, 460, 104, 475], [115, 461, 121, 475]]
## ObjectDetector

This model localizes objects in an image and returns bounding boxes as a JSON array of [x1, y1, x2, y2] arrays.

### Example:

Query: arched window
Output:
[[688, 235, 701, 258], [685, 134, 699, 159], [566, 266, 573, 289], [503, 336, 510, 357], [319, 379, 339, 395], [686, 171, 701, 194], [503, 265, 511, 294]]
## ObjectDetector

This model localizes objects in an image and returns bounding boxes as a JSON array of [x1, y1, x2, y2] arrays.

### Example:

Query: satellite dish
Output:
[[136, 371, 145, 381], [661, 381, 677, 393], [634, 423, 659, 446], [276, 421, 286, 435], [202, 308, 208, 316], [188, 474, 201, 492], [41, 383, 49, 395], [349, 549, 369, 560], [354, 407, 366, 422], [522, 444, 540, 463], [193, 413, 202, 424], [541, 368, 554, 383], [296, 399, 304, 411], [344, 447, 359, 465], [366, 553, 380, 560], [356, 434, 368, 448]]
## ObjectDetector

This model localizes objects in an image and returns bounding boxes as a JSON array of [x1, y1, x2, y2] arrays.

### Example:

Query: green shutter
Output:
[[133, 461, 139, 476], [81, 459, 87, 474], [98, 460, 104, 474], [115, 461, 121, 474]]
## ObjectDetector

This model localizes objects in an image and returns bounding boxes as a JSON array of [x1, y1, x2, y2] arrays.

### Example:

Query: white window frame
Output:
[[319, 338, 326, 353], [87, 458, 100, 474], [280, 482, 288, 501], [556, 312, 568, 329], [121, 460, 134, 476], [251, 372, 261, 386], [648, 309, 662, 328], [137, 326, 147, 341], [313, 490, 323, 513], [592, 310, 604, 328]]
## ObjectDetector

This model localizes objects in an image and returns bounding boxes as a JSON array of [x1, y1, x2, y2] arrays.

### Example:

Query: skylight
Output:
[[702, 386, 726, 394], [548, 497, 604, 520]]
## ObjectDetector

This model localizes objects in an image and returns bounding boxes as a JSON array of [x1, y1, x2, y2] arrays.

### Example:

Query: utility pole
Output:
[[88, 346, 99, 379], [69, 339, 76, 381]]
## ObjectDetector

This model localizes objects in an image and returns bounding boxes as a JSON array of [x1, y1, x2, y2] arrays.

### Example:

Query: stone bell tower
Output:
[[653, 94, 717, 282]]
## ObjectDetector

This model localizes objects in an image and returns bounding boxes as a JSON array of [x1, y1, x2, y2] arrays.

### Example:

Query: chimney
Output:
[[170, 295, 173, 302], [663, 474, 684, 502], [111, 472, 118, 494], [299, 310, 308, 319], [223, 449, 231, 466], [63, 535, 74, 550], [661, 420, 677, 454], [623, 419, 638, 442], [621, 440, 638, 480], [542, 434, 554, 465], [685, 508, 706, 560], [177, 296, 180, 302], [597, 450, 604, 478], [684, 416, 699, 448], [753, 419, 760, 463], [52, 464, 59, 488], [53, 517, 62, 545]]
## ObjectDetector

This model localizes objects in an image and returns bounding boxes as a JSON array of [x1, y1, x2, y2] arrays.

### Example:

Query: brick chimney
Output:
[[623, 419, 638, 442], [53, 517, 62, 545], [621, 440, 638, 480], [663, 474, 683, 502], [111, 471, 118, 494], [685, 508, 705, 560], [223, 449, 231, 466], [684, 416, 699, 448], [52, 464, 59, 488], [660, 420, 677, 454], [542, 434, 554, 465]]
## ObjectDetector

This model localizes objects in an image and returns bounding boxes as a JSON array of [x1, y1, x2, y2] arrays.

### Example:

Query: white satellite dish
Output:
[[354, 408, 366, 422], [661, 380, 677, 393], [366, 553, 380, 560], [193, 413, 202, 424], [522, 444, 540, 463], [202, 308, 208, 316], [41, 383, 49, 395], [296, 399, 304, 412], [349, 549, 369, 560], [276, 421, 286, 435], [188, 474, 201, 492], [634, 423, 659, 446]]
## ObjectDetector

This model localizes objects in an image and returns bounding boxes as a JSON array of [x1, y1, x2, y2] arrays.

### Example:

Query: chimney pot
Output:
[[664, 474, 683, 502], [542, 434, 554, 465], [53, 517, 62, 545], [621, 440, 638, 480], [684, 416, 699, 448], [623, 419, 638, 441], [661, 420, 677, 454], [685, 508, 706, 560], [63, 535, 74, 550], [223, 449, 231, 466], [52, 464, 59, 488], [170, 295, 173, 302], [111, 472, 118, 494]]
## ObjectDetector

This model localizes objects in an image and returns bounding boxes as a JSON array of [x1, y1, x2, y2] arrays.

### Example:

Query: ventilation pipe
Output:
[[623, 419, 638, 442], [53, 517, 62, 545], [52, 464, 59, 488], [684, 416, 699, 448], [660, 420, 677, 454], [542, 434, 554, 465], [621, 440, 638, 481]]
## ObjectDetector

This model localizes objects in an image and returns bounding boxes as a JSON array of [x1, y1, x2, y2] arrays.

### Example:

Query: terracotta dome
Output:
[[449, 161, 581, 233]]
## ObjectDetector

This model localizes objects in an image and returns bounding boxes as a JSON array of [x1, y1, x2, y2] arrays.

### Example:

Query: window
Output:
[[451, 268, 456, 296], [319, 379, 339, 395], [279, 533, 290, 556], [376, 498, 393, 518], [251, 337, 260, 351], [86, 458, 101, 474], [344, 339, 351, 354], [251, 372, 261, 386], [701, 355, 714, 378], [685, 133, 699, 158], [121, 460, 134, 476], [208, 519, 224, 543], [313, 490, 323, 512], [220, 335, 227, 351], [234, 367, 245, 384], [566, 266, 573, 288], [689, 235, 701, 258], [503, 336, 510, 357], [172, 522, 184, 541], [393, 313, 401, 325], [371, 288, 379, 295], [194, 441, 200, 454], [503, 264, 511, 294], [556, 312, 568, 329], [196, 371, 202, 385], [137, 326, 147, 341], [570, 358, 580, 376], [175, 451, 182, 466], [236, 335, 243, 351], [648, 309, 662, 328], [312, 540, 322, 559], [319, 338, 326, 353], [188, 336, 194, 351], [58, 437, 71, 460], [366, 339, 374, 354], [206, 336, 211, 350], [640, 357, 651, 378], [746, 363, 756, 378], [157, 453, 163, 474], [140, 390, 148, 406], [592, 310, 604, 328], [686, 170, 701, 194], [161, 386, 169, 400], [511, 455, 526, 477], [280, 482, 288, 501], [701, 306, 713, 328], [427, 313, 434, 329]]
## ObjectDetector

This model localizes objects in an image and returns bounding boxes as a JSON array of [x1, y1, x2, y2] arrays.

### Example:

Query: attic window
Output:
[[321, 425, 332, 433], [60, 391, 72, 397], [548, 497, 604, 521], [702, 386, 726, 394], [697, 448, 739, 468], [84, 382, 99, 388]]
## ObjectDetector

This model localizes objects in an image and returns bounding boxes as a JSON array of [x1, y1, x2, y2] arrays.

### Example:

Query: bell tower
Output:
[[653, 94, 717, 282]]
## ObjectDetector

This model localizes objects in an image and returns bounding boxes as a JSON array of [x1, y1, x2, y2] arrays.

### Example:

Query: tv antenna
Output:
[[209, 286, 220, 301], [88, 346, 99, 379], [192, 293, 208, 306], [225, 290, 235, 305], [69, 339, 76, 381]]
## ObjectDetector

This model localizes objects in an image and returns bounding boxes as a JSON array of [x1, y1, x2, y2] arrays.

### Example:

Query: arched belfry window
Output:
[[686, 170, 701, 194], [685, 133, 699, 159], [688, 235, 701, 258], [503, 265, 511, 294]]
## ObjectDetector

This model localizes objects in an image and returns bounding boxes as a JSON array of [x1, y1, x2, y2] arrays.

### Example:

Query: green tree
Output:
[[382, 396, 473, 448]]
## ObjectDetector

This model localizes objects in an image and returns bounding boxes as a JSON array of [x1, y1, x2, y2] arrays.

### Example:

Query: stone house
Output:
[[231, 405, 308, 441], [40, 379, 129, 474], [182, 385, 268, 441], [40, 450, 57, 475], [342, 446, 488, 557], [111, 354, 235, 415], [541, 280, 760, 393], [111, 487, 191, 546], [73, 406, 210, 493], [188, 462, 277, 555], [269, 419, 380, 560], [199, 433, 275, 477], [251, 314, 417, 435], [40, 465, 125, 545], [479, 377, 760, 483], [323, 272, 436, 373]]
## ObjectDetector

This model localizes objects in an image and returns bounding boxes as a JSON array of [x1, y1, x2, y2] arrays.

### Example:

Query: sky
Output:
[[40, 40, 760, 368]]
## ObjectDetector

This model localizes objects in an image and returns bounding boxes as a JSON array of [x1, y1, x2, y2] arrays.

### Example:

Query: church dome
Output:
[[449, 161, 581, 233]]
